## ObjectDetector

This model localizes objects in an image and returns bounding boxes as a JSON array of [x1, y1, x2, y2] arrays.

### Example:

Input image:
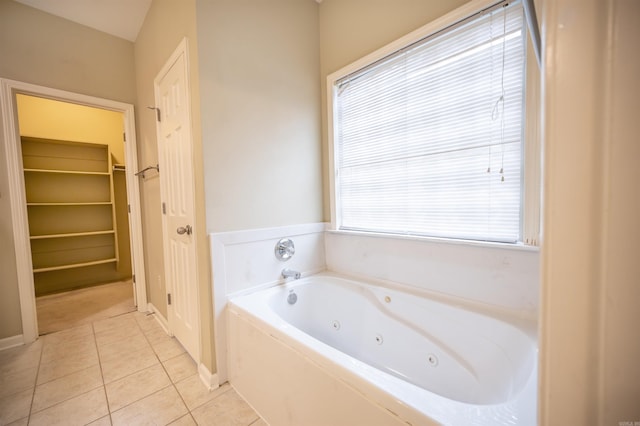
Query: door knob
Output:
[[177, 225, 192, 235]]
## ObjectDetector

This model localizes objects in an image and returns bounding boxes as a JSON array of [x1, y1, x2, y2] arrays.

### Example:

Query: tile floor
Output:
[[36, 281, 136, 335], [0, 311, 265, 426]]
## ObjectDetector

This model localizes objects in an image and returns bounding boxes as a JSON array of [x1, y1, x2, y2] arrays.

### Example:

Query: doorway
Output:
[[0, 78, 147, 343], [16, 94, 136, 334]]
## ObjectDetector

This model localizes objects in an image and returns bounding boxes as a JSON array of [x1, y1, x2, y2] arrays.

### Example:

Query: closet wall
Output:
[[17, 95, 132, 296]]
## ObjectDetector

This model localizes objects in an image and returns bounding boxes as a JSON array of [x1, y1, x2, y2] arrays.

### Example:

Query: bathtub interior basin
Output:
[[228, 272, 538, 425]]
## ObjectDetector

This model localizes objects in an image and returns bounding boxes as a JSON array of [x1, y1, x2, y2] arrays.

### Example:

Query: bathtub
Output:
[[227, 273, 537, 425]]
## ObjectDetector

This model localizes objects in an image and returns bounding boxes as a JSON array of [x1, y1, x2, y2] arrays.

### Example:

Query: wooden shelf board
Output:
[[27, 202, 112, 206], [33, 258, 117, 273], [24, 168, 109, 176], [30, 230, 116, 240]]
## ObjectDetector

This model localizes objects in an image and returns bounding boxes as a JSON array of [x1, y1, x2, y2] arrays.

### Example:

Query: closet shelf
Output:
[[27, 202, 112, 206], [22, 136, 120, 293], [30, 230, 116, 240], [33, 258, 117, 273], [23, 168, 110, 176]]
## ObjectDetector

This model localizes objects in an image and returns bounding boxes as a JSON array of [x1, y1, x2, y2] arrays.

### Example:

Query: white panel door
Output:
[[154, 39, 199, 361]]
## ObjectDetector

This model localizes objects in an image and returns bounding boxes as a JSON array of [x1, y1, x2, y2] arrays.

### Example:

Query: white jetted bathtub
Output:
[[227, 273, 537, 425]]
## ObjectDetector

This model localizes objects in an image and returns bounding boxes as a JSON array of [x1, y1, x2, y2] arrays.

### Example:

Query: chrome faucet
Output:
[[281, 268, 301, 280]]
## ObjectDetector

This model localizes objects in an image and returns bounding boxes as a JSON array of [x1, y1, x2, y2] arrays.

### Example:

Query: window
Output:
[[330, 0, 532, 244]]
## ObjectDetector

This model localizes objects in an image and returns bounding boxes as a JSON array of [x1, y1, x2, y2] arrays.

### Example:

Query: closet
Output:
[[17, 94, 132, 297], [23, 137, 121, 295]]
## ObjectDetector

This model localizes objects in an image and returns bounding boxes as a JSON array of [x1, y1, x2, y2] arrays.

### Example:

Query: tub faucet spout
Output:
[[282, 268, 301, 280]]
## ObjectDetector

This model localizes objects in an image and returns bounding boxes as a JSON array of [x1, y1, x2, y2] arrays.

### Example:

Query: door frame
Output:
[[0, 78, 148, 343]]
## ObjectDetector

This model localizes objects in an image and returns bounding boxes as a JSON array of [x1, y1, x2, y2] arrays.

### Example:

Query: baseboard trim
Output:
[[0, 334, 24, 351], [147, 303, 172, 336], [198, 363, 220, 391]]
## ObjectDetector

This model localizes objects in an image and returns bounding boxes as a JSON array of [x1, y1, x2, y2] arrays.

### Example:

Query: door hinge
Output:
[[128, 204, 131, 213], [162, 202, 166, 215], [123, 132, 126, 142], [132, 274, 136, 284], [167, 293, 172, 305]]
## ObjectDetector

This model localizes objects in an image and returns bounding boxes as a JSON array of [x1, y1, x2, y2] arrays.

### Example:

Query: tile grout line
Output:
[[99, 313, 156, 421], [26, 339, 45, 425], [92, 320, 113, 426], [102, 314, 182, 421], [27, 364, 104, 417], [133, 312, 235, 424], [137, 315, 194, 425]]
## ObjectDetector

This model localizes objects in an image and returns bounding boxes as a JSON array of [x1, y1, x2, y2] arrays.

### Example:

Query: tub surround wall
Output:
[[213, 223, 538, 391], [325, 232, 539, 318], [210, 222, 327, 383]]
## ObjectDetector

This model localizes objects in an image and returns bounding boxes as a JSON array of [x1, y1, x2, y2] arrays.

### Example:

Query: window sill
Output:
[[326, 229, 540, 253]]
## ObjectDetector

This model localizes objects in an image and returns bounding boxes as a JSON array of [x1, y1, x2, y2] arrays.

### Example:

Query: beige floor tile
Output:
[[134, 312, 164, 333], [94, 322, 144, 349], [86, 415, 112, 426], [36, 345, 99, 385], [169, 414, 197, 425], [175, 376, 230, 411], [93, 311, 137, 334], [37, 281, 135, 335], [163, 352, 197, 383], [39, 324, 94, 348], [0, 366, 38, 399], [105, 363, 171, 412], [40, 337, 96, 364], [151, 337, 186, 361], [0, 387, 33, 425], [28, 387, 108, 426], [143, 326, 172, 346], [97, 334, 151, 364], [100, 344, 159, 384], [5, 417, 29, 426], [111, 386, 188, 426], [0, 341, 42, 377], [32, 364, 103, 413], [191, 387, 259, 426]]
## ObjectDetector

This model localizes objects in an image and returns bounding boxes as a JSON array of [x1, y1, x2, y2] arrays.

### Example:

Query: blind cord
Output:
[[490, 5, 508, 182], [500, 5, 507, 182]]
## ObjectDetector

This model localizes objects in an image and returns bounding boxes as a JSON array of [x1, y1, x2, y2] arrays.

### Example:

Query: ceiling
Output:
[[14, 0, 324, 42], [13, 0, 152, 42]]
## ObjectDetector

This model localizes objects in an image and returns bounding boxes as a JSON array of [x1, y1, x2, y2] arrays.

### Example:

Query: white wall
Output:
[[326, 232, 539, 318], [539, 0, 640, 423]]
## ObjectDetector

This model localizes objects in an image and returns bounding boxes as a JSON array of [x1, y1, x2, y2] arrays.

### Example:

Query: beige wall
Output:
[[134, 0, 215, 371], [16, 95, 126, 163], [196, 0, 323, 232], [318, 0, 470, 220], [0, 0, 136, 104], [0, 0, 136, 340]]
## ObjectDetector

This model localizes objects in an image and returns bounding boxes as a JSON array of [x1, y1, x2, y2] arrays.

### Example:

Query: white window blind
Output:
[[334, 1, 526, 243]]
